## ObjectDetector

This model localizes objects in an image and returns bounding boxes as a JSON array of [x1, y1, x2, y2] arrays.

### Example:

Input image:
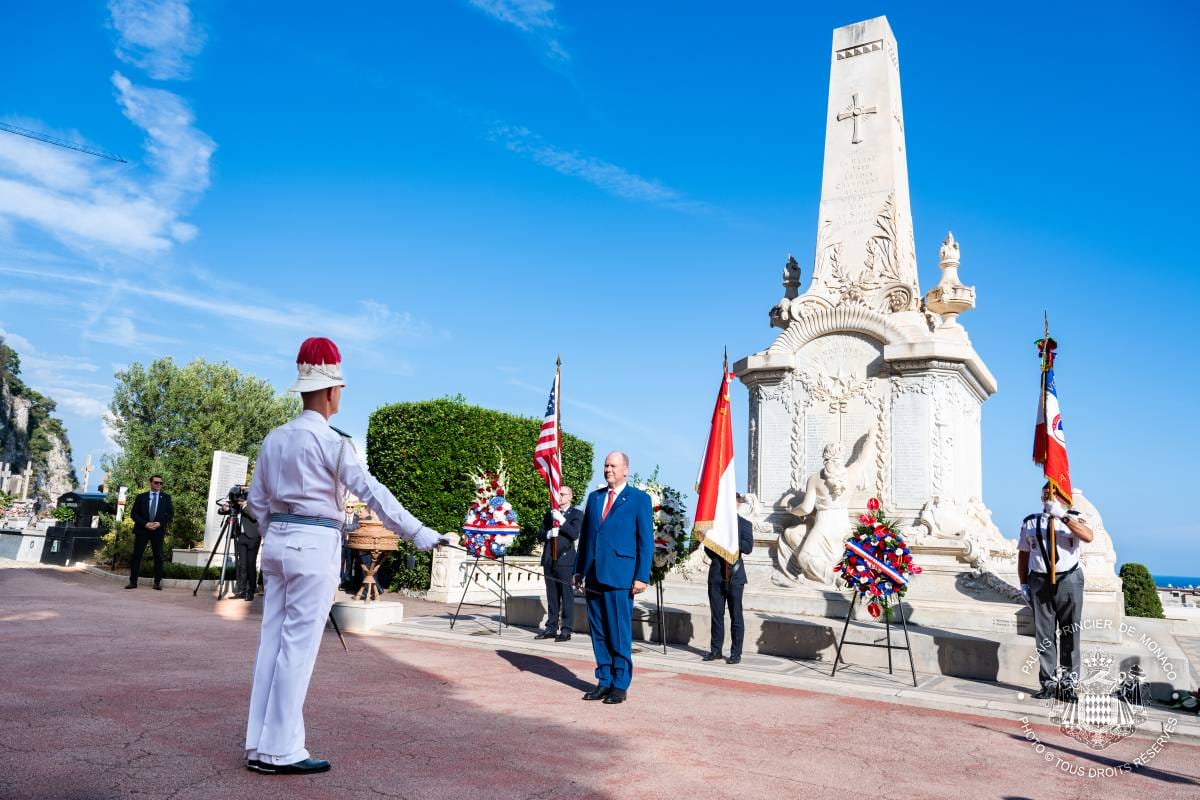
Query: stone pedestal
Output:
[[171, 547, 232, 570], [331, 599, 405, 633], [426, 547, 544, 604]]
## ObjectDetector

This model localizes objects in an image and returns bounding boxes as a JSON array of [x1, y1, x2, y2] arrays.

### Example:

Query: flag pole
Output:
[[552, 355, 561, 563], [1040, 313, 1058, 585]]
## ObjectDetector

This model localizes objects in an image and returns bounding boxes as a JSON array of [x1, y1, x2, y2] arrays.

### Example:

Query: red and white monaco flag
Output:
[[692, 365, 739, 565]]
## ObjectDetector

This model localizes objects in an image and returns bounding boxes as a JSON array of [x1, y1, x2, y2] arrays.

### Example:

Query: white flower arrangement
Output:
[[632, 468, 690, 585]]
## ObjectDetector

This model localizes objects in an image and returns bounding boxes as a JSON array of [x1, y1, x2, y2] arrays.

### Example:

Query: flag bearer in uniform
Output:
[[1017, 483, 1093, 701], [243, 337, 451, 775]]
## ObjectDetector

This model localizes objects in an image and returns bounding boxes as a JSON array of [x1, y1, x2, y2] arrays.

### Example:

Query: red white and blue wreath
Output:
[[461, 461, 520, 559], [833, 498, 922, 618]]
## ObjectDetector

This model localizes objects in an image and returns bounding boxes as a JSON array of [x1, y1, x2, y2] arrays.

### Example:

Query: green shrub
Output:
[[51, 505, 76, 524], [1119, 563, 1165, 618], [368, 396, 593, 589], [140, 562, 231, 580]]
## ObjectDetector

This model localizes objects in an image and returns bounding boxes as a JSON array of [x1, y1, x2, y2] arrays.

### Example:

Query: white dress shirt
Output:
[[246, 410, 439, 547], [1017, 510, 1089, 575]]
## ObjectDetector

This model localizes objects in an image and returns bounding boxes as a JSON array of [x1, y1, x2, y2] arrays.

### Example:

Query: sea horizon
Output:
[[1155, 574, 1200, 589]]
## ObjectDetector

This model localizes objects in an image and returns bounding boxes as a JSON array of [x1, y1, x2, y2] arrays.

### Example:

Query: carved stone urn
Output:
[[346, 511, 398, 602], [924, 231, 976, 325]]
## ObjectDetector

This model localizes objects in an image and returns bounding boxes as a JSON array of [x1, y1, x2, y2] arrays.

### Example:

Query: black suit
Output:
[[129, 490, 174, 586], [707, 516, 755, 658], [536, 506, 582, 634], [235, 512, 261, 598]]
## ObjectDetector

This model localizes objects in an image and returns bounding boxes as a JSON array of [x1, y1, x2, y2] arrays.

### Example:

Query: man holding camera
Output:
[[1017, 483, 1094, 701], [125, 475, 173, 590], [233, 495, 261, 601], [243, 337, 451, 776]]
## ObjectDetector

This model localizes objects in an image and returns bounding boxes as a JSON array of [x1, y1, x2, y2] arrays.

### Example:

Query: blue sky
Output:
[[1, 1, 1197, 575]]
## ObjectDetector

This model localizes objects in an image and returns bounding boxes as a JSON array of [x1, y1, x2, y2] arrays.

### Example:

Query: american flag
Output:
[[533, 369, 561, 511]]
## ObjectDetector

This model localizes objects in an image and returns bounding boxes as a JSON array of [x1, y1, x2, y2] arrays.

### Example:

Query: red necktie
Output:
[[601, 489, 616, 521]]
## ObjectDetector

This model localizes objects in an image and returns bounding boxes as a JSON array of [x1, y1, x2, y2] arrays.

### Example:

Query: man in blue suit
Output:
[[573, 451, 654, 705]]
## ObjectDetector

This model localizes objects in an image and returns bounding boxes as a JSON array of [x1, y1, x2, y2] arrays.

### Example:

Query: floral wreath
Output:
[[633, 468, 689, 585], [461, 460, 519, 559], [833, 497, 921, 618]]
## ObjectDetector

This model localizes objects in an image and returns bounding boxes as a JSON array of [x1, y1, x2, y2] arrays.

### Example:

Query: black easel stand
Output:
[[829, 592, 918, 687], [449, 554, 510, 636], [653, 582, 668, 654]]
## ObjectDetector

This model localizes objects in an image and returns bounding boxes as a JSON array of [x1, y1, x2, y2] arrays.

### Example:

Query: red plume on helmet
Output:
[[296, 337, 341, 366]]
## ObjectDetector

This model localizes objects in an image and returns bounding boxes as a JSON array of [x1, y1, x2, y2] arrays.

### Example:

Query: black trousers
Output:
[[130, 529, 165, 585], [543, 559, 575, 633], [708, 581, 745, 656], [235, 536, 261, 597]]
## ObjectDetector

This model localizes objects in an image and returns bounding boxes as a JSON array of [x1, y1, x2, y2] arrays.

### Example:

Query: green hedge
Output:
[[368, 397, 593, 589], [1119, 563, 1165, 618]]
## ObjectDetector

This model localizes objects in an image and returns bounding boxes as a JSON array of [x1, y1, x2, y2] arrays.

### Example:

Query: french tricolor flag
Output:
[[1033, 336, 1072, 503]]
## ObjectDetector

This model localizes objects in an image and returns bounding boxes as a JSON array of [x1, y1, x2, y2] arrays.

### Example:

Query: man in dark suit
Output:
[[535, 486, 582, 642], [234, 501, 261, 601], [126, 475, 174, 590], [573, 451, 654, 705], [702, 498, 755, 665]]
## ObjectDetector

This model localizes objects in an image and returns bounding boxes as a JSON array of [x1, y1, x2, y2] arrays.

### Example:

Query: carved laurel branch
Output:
[[874, 387, 889, 504], [864, 192, 901, 283]]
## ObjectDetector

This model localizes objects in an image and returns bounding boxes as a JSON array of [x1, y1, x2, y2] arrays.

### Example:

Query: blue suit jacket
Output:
[[575, 484, 654, 589]]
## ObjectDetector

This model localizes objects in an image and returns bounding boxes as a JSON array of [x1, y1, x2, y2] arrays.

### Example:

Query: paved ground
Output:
[[3, 564, 1200, 800]]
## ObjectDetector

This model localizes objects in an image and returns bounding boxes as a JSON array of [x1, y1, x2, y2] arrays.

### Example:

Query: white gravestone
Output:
[[203, 451, 248, 553]]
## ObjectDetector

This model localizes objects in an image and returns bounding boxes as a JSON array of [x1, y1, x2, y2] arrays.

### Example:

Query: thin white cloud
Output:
[[490, 124, 713, 215], [0, 73, 214, 254], [109, 0, 206, 81], [0, 0, 213, 256], [467, 0, 569, 62], [112, 72, 215, 208], [0, 265, 425, 346]]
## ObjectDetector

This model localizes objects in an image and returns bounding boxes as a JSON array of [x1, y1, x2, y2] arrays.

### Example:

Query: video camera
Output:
[[217, 484, 250, 516]]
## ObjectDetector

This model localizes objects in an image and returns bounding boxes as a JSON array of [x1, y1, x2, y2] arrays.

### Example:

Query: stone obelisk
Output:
[[804, 15, 920, 316]]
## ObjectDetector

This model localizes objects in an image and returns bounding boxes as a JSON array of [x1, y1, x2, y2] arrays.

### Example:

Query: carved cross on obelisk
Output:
[[836, 92, 877, 144]]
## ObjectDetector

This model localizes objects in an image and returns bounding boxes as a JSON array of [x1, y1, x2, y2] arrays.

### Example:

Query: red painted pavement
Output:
[[2, 567, 1198, 800]]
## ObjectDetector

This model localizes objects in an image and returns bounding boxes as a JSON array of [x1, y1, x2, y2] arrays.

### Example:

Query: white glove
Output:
[[412, 528, 453, 551], [551, 509, 566, 525], [1044, 500, 1068, 521], [546, 527, 559, 539], [1021, 583, 1032, 605]]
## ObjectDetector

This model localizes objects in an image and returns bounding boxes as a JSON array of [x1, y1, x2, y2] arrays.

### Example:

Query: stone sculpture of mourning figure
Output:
[[775, 427, 876, 586]]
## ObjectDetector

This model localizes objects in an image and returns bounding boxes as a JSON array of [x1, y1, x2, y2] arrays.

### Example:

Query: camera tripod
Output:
[[192, 508, 349, 652], [194, 512, 239, 599]]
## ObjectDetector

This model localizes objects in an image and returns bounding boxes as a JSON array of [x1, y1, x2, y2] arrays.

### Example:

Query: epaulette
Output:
[[329, 425, 353, 439], [1022, 513, 1042, 523]]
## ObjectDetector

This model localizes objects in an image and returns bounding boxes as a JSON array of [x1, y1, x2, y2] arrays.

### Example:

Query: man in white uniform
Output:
[[243, 337, 450, 775], [1017, 483, 1094, 701]]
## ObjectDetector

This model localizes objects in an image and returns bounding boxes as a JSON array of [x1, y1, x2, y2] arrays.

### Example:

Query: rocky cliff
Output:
[[0, 338, 77, 506]]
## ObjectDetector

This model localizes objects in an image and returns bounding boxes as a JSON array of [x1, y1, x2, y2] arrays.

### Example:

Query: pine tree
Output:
[[1119, 563, 1165, 619]]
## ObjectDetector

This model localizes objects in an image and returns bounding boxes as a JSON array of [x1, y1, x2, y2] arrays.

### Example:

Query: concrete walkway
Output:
[[3, 563, 1200, 800]]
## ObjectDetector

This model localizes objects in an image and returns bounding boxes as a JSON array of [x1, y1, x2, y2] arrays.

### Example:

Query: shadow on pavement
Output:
[[495, 648, 593, 691]]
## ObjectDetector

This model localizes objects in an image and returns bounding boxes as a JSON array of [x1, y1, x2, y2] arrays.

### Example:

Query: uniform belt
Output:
[[268, 512, 343, 530], [1033, 564, 1079, 578]]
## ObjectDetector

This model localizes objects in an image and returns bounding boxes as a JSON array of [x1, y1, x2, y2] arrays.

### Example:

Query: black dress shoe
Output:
[[243, 593, 254, 602], [251, 758, 331, 775], [726, 655, 742, 665], [153, 583, 162, 590], [602, 689, 627, 704], [534, 631, 557, 640], [555, 632, 572, 642], [701, 651, 722, 662], [124, 583, 137, 589], [1032, 686, 1056, 700], [582, 685, 612, 701]]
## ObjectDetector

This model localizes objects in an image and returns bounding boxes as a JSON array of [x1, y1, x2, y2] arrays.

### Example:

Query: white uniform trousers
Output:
[[244, 522, 340, 765]]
